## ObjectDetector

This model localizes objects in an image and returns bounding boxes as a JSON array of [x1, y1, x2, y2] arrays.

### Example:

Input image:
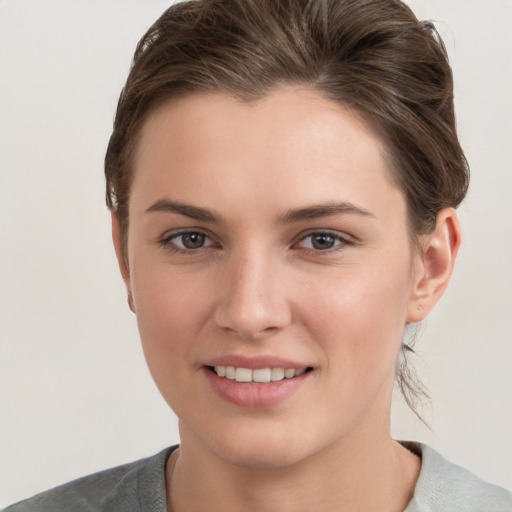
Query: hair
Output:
[[105, 0, 469, 420]]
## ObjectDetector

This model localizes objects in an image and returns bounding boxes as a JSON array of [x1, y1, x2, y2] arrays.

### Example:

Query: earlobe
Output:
[[407, 208, 461, 323], [111, 212, 135, 313]]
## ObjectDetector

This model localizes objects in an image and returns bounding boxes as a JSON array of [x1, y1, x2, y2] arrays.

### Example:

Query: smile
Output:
[[204, 364, 313, 407], [212, 366, 310, 383]]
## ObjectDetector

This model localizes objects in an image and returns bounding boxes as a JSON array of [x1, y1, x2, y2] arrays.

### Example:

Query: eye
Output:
[[296, 231, 351, 251], [161, 231, 214, 251]]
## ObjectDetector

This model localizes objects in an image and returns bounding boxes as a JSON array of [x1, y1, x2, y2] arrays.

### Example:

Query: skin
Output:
[[112, 88, 461, 512]]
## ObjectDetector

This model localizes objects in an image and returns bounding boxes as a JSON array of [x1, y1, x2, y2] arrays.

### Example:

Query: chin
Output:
[[215, 440, 307, 470], [195, 419, 323, 470]]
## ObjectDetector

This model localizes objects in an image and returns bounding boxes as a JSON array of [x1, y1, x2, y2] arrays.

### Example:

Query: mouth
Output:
[[207, 365, 313, 383]]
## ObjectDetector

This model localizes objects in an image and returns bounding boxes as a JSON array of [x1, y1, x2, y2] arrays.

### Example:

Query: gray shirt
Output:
[[5, 443, 512, 511]]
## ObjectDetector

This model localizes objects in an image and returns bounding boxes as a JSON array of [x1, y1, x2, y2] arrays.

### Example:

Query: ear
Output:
[[407, 208, 461, 323], [111, 211, 135, 313]]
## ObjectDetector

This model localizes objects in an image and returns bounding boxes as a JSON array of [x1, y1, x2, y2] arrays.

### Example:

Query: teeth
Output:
[[252, 368, 271, 383], [235, 367, 252, 382], [270, 367, 285, 381], [214, 366, 308, 383], [284, 368, 296, 379]]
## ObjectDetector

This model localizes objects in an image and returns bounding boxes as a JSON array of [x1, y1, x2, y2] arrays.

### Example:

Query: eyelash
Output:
[[158, 230, 354, 254], [158, 230, 216, 253], [295, 230, 354, 253]]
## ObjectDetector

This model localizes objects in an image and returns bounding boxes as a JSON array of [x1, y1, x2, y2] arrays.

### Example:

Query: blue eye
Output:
[[163, 231, 214, 251], [297, 232, 349, 251]]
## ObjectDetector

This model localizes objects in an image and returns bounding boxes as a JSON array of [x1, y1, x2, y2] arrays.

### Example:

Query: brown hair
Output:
[[105, 0, 469, 420]]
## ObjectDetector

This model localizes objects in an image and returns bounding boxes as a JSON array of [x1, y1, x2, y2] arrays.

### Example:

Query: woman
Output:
[[5, 0, 511, 510]]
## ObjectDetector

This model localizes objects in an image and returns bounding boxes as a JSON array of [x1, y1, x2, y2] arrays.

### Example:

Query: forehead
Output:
[[136, 88, 383, 162], [131, 88, 405, 223]]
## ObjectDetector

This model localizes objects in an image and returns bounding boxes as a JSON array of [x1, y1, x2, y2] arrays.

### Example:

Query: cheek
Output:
[[130, 262, 214, 377], [298, 257, 413, 378]]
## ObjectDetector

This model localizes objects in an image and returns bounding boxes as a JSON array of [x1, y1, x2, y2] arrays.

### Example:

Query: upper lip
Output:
[[203, 355, 311, 370]]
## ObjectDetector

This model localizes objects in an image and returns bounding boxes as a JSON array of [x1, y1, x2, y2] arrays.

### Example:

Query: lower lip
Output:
[[203, 368, 311, 408]]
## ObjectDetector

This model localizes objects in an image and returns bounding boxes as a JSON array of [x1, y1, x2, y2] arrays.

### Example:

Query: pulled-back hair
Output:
[[105, 0, 469, 420]]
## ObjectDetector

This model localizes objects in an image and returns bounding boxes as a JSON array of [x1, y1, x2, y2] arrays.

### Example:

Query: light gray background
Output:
[[1, 0, 511, 507]]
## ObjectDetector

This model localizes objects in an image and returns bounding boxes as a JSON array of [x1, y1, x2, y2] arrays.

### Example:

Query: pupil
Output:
[[183, 233, 205, 249], [312, 234, 335, 250]]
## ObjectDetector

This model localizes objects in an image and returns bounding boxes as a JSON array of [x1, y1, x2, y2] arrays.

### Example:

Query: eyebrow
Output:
[[145, 199, 374, 224], [145, 199, 224, 222], [278, 202, 375, 223]]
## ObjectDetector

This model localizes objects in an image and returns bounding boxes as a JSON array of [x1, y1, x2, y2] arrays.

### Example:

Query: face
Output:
[[120, 88, 426, 469]]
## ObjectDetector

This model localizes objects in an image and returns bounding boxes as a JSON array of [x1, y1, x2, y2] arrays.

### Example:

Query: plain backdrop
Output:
[[1, 0, 511, 507]]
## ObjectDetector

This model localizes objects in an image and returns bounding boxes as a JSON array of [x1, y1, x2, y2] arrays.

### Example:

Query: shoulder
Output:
[[403, 442, 512, 512], [4, 447, 175, 512]]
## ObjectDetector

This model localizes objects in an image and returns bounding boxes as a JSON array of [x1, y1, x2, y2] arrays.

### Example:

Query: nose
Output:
[[213, 250, 292, 340]]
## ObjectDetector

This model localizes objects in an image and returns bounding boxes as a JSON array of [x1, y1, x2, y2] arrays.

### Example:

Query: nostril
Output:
[[212, 273, 292, 339]]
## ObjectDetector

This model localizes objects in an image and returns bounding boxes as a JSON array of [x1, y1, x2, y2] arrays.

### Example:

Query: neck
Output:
[[166, 424, 420, 512]]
